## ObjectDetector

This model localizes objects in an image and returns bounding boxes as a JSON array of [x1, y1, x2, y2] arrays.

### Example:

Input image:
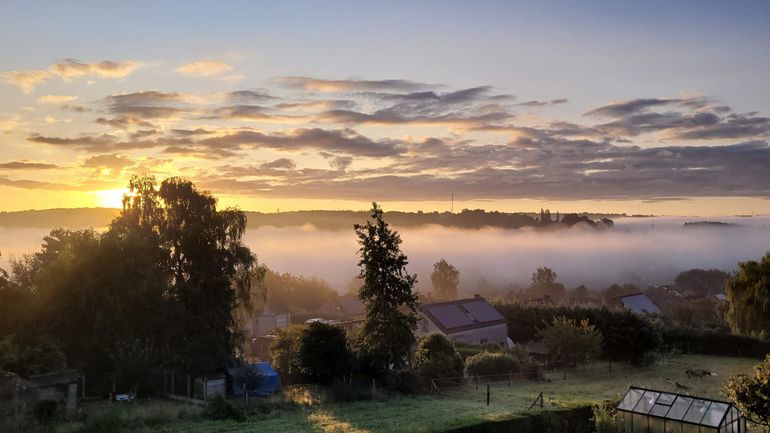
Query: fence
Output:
[[429, 361, 634, 408]]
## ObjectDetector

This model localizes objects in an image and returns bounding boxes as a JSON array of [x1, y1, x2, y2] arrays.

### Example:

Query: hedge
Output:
[[661, 326, 770, 359]]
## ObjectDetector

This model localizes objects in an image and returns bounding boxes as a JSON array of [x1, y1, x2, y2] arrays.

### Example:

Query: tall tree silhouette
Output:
[[354, 203, 419, 374]]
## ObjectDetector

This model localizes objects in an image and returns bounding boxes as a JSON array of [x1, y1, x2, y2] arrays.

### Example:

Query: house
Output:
[[713, 291, 728, 303], [316, 294, 366, 321], [28, 370, 80, 416], [253, 306, 290, 337], [418, 296, 509, 347], [617, 293, 662, 315], [520, 295, 554, 306]]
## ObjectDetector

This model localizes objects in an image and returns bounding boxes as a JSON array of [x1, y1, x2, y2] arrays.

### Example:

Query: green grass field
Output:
[[66, 355, 758, 433]]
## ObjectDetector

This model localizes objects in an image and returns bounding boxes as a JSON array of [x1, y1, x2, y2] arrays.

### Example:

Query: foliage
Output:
[[202, 396, 246, 422], [675, 268, 731, 297], [592, 402, 624, 433], [0, 176, 260, 383], [725, 252, 770, 339], [724, 355, 770, 426], [270, 324, 306, 376], [494, 302, 660, 363], [384, 369, 423, 394], [540, 316, 602, 367], [354, 203, 420, 374], [431, 259, 460, 300], [413, 333, 464, 381], [0, 335, 67, 376], [529, 267, 566, 301], [464, 352, 519, 377], [660, 325, 770, 358], [261, 269, 336, 312], [297, 322, 353, 384]]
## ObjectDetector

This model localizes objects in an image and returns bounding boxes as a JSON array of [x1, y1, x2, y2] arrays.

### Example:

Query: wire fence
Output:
[[429, 361, 635, 407]]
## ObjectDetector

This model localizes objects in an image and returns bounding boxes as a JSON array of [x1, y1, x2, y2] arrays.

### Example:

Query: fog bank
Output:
[[2, 217, 769, 293]]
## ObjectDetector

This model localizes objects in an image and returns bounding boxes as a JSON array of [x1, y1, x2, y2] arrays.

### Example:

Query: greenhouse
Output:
[[617, 386, 746, 433]]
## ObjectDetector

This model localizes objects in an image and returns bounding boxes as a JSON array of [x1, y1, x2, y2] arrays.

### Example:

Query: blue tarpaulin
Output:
[[228, 362, 280, 396]]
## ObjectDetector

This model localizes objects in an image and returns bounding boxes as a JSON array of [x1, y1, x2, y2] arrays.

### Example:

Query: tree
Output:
[[114, 176, 258, 374], [725, 355, 770, 427], [725, 253, 770, 339], [297, 322, 353, 384], [354, 203, 419, 374], [530, 267, 566, 300], [675, 268, 731, 297], [270, 324, 306, 376], [431, 259, 460, 300], [540, 316, 602, 367], [413, 333, 464, 381]]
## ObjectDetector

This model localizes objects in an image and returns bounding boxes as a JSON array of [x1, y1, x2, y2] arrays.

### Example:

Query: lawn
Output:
[[70, 355, 758, 433]]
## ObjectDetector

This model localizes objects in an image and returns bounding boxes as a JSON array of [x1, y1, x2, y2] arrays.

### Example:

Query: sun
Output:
[[94, 188, 128, 208]]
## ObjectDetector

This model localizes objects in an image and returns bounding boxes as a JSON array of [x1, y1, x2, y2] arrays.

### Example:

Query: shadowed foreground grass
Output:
[[67, 355, 757, 433]]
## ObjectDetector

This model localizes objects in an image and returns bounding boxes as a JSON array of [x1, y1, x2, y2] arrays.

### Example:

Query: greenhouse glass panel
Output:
[[683, 399, 710, 423], [635, 390, 661, 414], [620, 388, 646, 411], [617, 386, 746, 433], [651, 403, 672, 417], [702, 402, 729, 427], [667, 396, 694, 420]]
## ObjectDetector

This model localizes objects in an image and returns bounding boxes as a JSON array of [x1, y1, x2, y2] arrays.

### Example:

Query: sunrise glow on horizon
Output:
[[2, 1, 769, 216]]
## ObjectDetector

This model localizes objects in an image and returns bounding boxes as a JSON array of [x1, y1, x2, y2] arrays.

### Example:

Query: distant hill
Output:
[[0, 207, 617, 231], [0, 208, 121, 228]]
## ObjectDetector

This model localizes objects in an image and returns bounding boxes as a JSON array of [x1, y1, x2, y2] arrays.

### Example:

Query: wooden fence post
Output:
[[81, 374, 86, 399], [112, 373, 116, 394], [186, 375, 191, 398], [170, 372, 175, 395], [475, 376, 478, 390], [508, 371, 512, 387], [204, 379, 208, 402], [486, 384, 490, 406]]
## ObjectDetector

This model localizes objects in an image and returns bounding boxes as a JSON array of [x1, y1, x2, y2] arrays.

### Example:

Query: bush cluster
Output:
[[660, 326, 770, 358], [495, 302, 660, 363]]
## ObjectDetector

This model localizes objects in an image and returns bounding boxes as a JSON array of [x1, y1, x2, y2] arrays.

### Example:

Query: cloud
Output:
[[104, 91, 192, 120], [37, 95, 77, 104], [274, 76, 436, 92], [49, 59, 141, 79], [585, 98, 682, 118], [176, 60, 234, 77], [0, 161, 59, 170], [226, 90, 277, 102], [82, 153, 135, 176], [1, 70, 50, 93], [514, 98, 569, 107], [200, 128, 404, 157], [260, 158, 296, 170]]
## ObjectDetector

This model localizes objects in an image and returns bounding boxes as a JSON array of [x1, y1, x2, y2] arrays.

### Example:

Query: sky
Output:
[[1, 0, 769, 215]]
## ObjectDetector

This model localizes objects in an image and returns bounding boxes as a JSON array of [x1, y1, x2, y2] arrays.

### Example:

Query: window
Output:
[[480, 338, 488, 344]]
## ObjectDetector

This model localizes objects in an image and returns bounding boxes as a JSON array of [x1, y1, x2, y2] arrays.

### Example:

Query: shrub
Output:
[[494, 302, 660, 363], [297, 322, 353, 384], [540, 316, 602, 367], [77, 411, 126, 433], [328, 378, 377, 402], [413, 333, 464, 381], [384, 369, 423, 394], [592, 402, 624, 433], [661, 326, 770, 358], [202, 395, 245, 422], [465, 352, 519, 377], [270, 324, 306, 376]]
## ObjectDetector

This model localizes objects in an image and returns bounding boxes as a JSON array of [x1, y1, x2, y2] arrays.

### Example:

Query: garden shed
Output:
[[617, 386, 746, 433]]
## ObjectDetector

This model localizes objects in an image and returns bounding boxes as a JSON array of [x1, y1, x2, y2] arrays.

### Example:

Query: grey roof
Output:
[[421, 297, 506, 334], [617, 386, 743, 428], [619, 293, 662, 315], [28, 370, 81, 387], [335, 294, 366, 316]]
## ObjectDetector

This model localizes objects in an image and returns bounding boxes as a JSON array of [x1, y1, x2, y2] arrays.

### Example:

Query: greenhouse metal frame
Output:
[[617, 386, 746, 433]]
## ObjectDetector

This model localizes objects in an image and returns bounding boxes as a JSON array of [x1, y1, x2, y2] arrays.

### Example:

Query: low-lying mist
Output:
[[2, 217, 769, 293], [242, 216, 770, 293]]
